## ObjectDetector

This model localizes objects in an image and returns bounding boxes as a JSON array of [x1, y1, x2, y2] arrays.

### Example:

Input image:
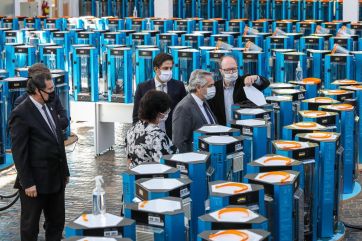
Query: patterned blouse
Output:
[[125, 120, 178, 167]]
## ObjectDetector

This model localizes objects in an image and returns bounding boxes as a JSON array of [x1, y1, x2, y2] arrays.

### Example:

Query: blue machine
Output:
[[51, 31, 72, 70], [24, 18, 41, 30], [125, 18, 145, 32], [320, 89, 354, 101], [0, 77, 28, 150], [212, 0, 227, 18], [199, 20, 218, 34], [3, 43, 22, 76], [232, 107, 272, 121], [229, 119, 269, 167], [273, 140, 320, 241], [299, 36, 324, 53], [198, 135, 244, 182], [40, 45, 65, 70], [25, 31, 50, 50], [228, 0, 241, 19], [250, 20, 270, 33], [124, 197, 186, 241], [348, 22, 362, 38], [75, 31, 97, 46], [118, 30, 136, 46], [209, 181, 266, 216], [231, 47, 244, 75], [198, 229, 270, 241], [205, 50, 230, 80], [319, 0, 333, 22], [122, 162, 180, 203], [290, 78, 321, 99], [140, 0, 155, 17], [239, 34, 264, 50], [44, 18, 63, 30], [135, 47, 160, 86], [181, 0, 197, 18], [161, 152, 210, 241], [226, 19, 246, 33], [168, 45, 190, 76], [65, 212, 135, 239], [265, 36, 289, 59], [0, 70, 9, 165], [131, 32, 152, 50], [101, 32, 126, 54], [320, 104, 356, 194], [335, 0, 343, 20], [245, 170, 303, 241], [271, 88, 306, 122], [3, 30, 24, 44], [175, 48, 200, 84], [105, 18, 124, 31], [243, 51, 267, 77], [152, 19, 173, 33], [268, 49, 294, 81], [306, 50, 330, 79], [275, 51, 306, 83], [266, 96, 294, 139], [257, 0, 271, 19], [106, 47, 133, 103], [242, 0, 257, 20], [297, 132, 343, 238], [322, 22, 343, 35], [282, 121, 328, 140], [95, 0, 113, 16], [210, 34, 234, 48], [199, 46, 217, 69], [198, 0, 212, 18], [272, 0, 287, 20], [156, 33, 179, 53], [51, 70, 71, 139], [288, 0, 302, 20], [212, 18, 227, 33], [193, 124, 240, 151], [12, 45, 36, 74], [272, 21, 293, 33], [3, 17, 19, 30], [72, 46, 99, 102], [174, 19, 196, 33], [81, 0, 96, 16], [351, 51, 362, 82], [329, 37, 354, 52], [181, 33, 205, 49], [299, 110, 340, 132], [303, 0, 318, 20], [324, 53, 354, 89], [296, 21, 317, 36], [198, 205, 268, 232]]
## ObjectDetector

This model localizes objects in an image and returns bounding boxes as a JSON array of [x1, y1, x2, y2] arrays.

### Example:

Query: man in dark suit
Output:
[[132, 53, 187, 138], [9, 68, 70, 241], [14, 63, 69, 131], [208, 55, 270, 126], [172, 69, 217, 152]]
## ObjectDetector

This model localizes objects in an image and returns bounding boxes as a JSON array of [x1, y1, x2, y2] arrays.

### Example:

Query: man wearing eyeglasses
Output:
[[208, 55, 270, 126]]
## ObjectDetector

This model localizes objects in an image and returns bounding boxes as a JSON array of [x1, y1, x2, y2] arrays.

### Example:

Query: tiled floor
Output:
[[0, 122, 361, 240]]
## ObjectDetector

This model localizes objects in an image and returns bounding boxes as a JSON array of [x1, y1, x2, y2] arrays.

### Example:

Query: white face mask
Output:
[[158, 70, 172, 83], [223, 72, 238, 84], [159, 110, 170, 122], [205, 86, 216, 100]]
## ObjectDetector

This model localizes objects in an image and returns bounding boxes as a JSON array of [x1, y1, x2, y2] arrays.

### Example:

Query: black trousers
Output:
[[19, 189, 65, 241]]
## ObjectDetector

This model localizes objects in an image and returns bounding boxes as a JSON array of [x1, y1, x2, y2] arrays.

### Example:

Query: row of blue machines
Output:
[[79, 0, 359, 21], [65, 79, 362, 240]]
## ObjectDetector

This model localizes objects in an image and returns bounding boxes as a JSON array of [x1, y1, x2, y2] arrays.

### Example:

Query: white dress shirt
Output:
[[29, 96, 56, 133], [191, 93, 214, 124], [223, 84, 234, 124]]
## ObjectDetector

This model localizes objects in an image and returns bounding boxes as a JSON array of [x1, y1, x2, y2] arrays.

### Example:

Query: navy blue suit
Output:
[[132, 79, 187, 138]]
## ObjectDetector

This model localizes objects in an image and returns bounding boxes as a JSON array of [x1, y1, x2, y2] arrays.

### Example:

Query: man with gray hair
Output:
[[172, 69, 217, 152]]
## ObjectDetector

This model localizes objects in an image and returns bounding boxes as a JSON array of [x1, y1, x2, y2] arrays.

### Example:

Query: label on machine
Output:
[[5, 31, 16, 37], [53, 32, 65, 37], [243, 53, 258, 60], [148, 215, 164, 227], [79, 33, 90, 38], [139, 50, 152, 57], [76, 48, 91, 55], [105, 34, 117, 40], [160, 35, 172, 40], [111, 49, 125, 56], [179, 51, 193, 58], [330, 55, 347, 63], [15, 47, 28, 53], [334, 38, 348, 44]]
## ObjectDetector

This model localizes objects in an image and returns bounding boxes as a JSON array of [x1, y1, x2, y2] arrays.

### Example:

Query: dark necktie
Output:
[[203, 102, 215, 124], [42, 105, 58, 142]]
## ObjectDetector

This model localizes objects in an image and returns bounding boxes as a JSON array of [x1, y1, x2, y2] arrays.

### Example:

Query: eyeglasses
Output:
[[221, 68, 238, 74]]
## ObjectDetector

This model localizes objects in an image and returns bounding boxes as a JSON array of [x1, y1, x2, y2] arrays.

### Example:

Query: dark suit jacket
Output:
[[172, 94, 218, 153], [14, 92, 69, 131], [208, 74, 270, 126], [9, 97, 70, 194], [132, 79, 187, 138]]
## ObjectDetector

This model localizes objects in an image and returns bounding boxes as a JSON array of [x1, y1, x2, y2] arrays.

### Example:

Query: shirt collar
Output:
[[29, 95, 44, 110], [154, 78, 166, 88], [223, 79, 235, 89], [191, 93, 204, 107]]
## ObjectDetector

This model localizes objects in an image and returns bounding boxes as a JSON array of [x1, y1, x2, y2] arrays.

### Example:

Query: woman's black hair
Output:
[[138, 90, 172, 122]]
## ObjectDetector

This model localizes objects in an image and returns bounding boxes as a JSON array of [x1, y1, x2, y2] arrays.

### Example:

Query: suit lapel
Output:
[[26, 98, 58, 143], [233, 76, 243, 101], [188, 94, 208, 124]]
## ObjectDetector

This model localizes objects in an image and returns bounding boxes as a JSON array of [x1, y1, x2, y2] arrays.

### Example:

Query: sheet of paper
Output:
[[243, 86, 267, 106], [74, 213, 123, 228]]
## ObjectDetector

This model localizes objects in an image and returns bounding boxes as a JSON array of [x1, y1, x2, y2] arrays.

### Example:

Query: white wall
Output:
[[0, 0, 15, 16]]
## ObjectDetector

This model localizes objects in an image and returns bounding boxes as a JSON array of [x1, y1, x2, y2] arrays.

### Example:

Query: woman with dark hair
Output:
[[125, 90, 178, 168]]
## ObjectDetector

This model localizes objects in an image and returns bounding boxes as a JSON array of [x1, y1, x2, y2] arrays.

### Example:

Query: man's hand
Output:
[[25, 185, 37, 198], [244, 75, 259, 86]]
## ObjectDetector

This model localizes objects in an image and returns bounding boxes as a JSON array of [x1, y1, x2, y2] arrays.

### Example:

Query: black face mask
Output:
[[40, 89, 56, 104]]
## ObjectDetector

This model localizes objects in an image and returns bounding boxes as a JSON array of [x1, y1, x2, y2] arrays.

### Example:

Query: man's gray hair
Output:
[[188, 69, 213, 92]]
